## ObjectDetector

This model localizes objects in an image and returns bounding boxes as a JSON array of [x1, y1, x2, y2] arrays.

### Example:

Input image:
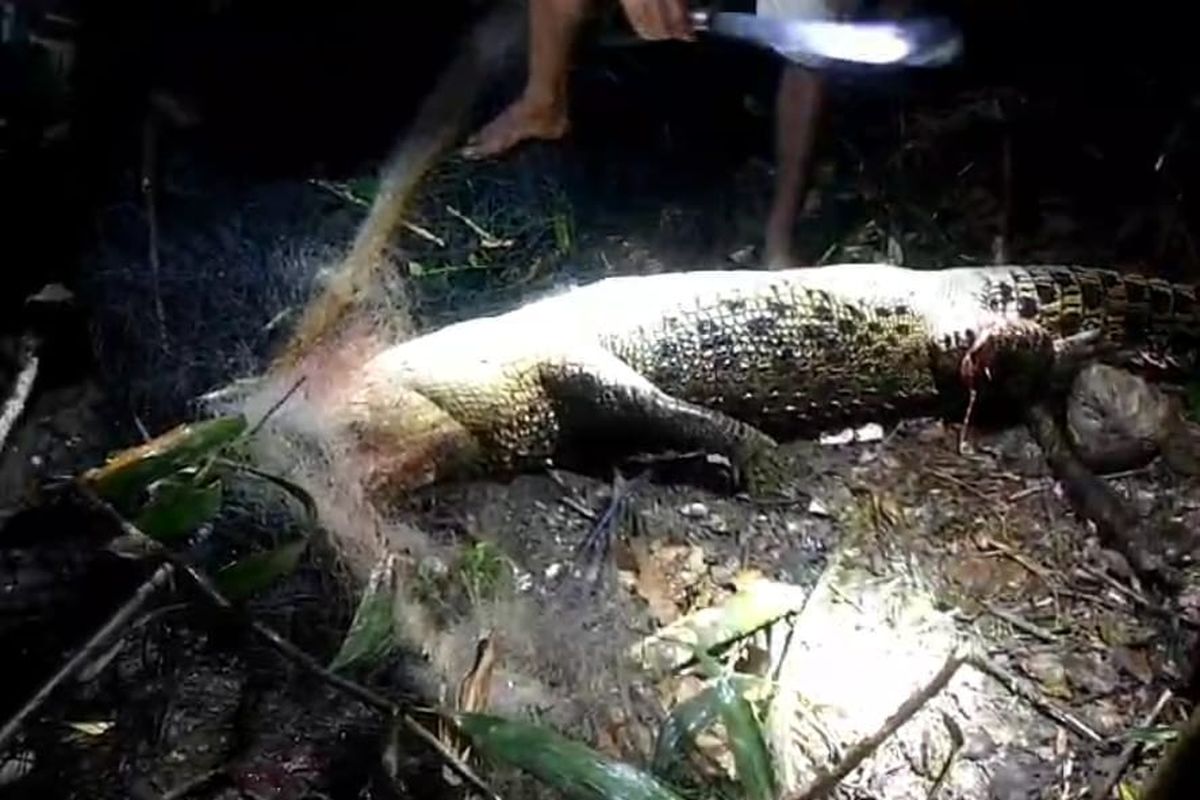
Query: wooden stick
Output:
[[0, 333, 40, 454]]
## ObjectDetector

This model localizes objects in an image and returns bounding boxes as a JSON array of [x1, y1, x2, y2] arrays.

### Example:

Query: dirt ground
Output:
[[3, 12, 1200, 799]]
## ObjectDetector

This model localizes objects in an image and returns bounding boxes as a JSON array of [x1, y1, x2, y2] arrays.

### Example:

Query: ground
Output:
[[2, 16, 1200, 799]]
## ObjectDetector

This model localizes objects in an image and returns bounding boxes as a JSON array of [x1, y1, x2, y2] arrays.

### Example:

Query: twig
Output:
[[308, 179, 447, 246], [557, 496, 597, 522], [1139, 696, 1200, 800], [968, 653, 1104, 743], [1010, 464, 1158, 503], [982, 601, 1059, 643], [927, 466, 995, 505], [0, 561, 176, 754], [1078, 565, 1151, 609], [398, 219, 448, 248], [926, 712, 964, 800], [1025, 404, 1178, 590], [1057, 588, 1200, 632], [792, 651, 965, 800], [73, 485, 502, 800], [141, 112, 168, 352], [573, 471, 646, 583], [0, 333, 40, 454], [1091, 688, 1174, 800], [1008, 481, 1052, 502], [973, 534, 1053, 583], [445, 204, 513, 248], [245, 374, 306, 438]]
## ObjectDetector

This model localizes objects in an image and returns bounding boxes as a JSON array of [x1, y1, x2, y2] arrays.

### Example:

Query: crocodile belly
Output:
[[601, 281, 944, 435]]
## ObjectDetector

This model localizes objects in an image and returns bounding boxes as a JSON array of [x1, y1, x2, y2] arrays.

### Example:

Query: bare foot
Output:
[[461, 96, 569, 160], [763, 207, 796, 269]]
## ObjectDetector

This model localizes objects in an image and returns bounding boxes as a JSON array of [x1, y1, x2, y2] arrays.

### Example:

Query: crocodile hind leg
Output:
[[540, 349, 789, 497]]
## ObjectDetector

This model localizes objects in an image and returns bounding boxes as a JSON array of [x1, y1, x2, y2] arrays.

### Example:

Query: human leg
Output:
[[461, 0, 590, 159]]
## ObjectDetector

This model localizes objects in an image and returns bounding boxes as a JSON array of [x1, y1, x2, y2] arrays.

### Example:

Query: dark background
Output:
[[3, 0, 1198, 343]]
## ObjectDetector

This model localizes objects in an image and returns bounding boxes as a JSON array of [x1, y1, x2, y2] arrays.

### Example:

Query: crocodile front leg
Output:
[[539, 348, 789, 496]]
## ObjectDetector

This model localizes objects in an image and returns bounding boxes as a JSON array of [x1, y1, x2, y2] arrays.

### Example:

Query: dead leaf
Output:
[[441, 635, 500, 759], [631, 540, 681, 625], [456, 635, 499, 714], [1111, 646, 1154, 685]]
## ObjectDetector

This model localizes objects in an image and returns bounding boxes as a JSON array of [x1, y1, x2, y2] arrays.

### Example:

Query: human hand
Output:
[[618, 0, 695, 41]]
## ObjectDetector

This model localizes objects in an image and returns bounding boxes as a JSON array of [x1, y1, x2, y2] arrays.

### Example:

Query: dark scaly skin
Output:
[[327, 264, 1198, 497]]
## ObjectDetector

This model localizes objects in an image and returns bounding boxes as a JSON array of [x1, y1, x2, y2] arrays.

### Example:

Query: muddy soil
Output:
[[390, 418, 1200, 798]]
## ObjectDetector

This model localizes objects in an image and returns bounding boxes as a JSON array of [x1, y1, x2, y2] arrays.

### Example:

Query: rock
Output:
[[1020, 652, 1071, 699], [962, 729, 998, 761], [1066, 363, 1172, 472], [819, 422, 884, 446], [988, 750, 1055, 800], [705, 515, 729, 534], [679, 502, 708, 519]]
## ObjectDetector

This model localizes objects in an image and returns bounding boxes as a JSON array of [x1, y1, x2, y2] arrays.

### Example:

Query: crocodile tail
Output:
[[270, 1, 523, 374], [988, 266, 1200, 365]]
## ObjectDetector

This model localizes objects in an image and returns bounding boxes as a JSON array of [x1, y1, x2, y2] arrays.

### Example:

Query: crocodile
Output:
[[299, 262, 1197, 498]]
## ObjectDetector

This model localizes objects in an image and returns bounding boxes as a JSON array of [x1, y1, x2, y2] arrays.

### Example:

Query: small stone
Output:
[[854, 423, 884, 442], [418, 555, 449, 580], [785, 520, 803, 535], [27, 283, 74, 304], [710, 563, 737, 586], [819, 427, 856, 446], [819, 422, 883, 446], [807, 498, 830, 517], [705, 515, 729, 534], [961, 729, 997, 760], [1021, 652, 1071, 699], [728, 244, 757, 266], [544, 562, 563, 580], [679, 502, 708, 519]]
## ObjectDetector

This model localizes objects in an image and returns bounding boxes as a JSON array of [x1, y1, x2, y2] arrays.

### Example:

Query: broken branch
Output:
[[792, 651, 965, 800], [0, 333, 40, 454]]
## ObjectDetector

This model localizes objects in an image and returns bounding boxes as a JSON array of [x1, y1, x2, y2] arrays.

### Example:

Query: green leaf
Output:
[[712, 676, 775, 800], [652, 685, 724, 778], [1117, 780, 1140, 800], [223, 461, 318, 524], [456, 713, 687, 800], [553, 211, 573, 255], [329, 554, 399, 674], [456, 541, 510, 602], [1186, 381, 1200, 422], [629, 577, 810, 676], [659, 647, 775, 799], [346, 175, 380, 202], [83, 416, 247, 509], [1124, 725, 1180, 747], [133, 475, 222, 544], [214, 537, 308, 602]]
